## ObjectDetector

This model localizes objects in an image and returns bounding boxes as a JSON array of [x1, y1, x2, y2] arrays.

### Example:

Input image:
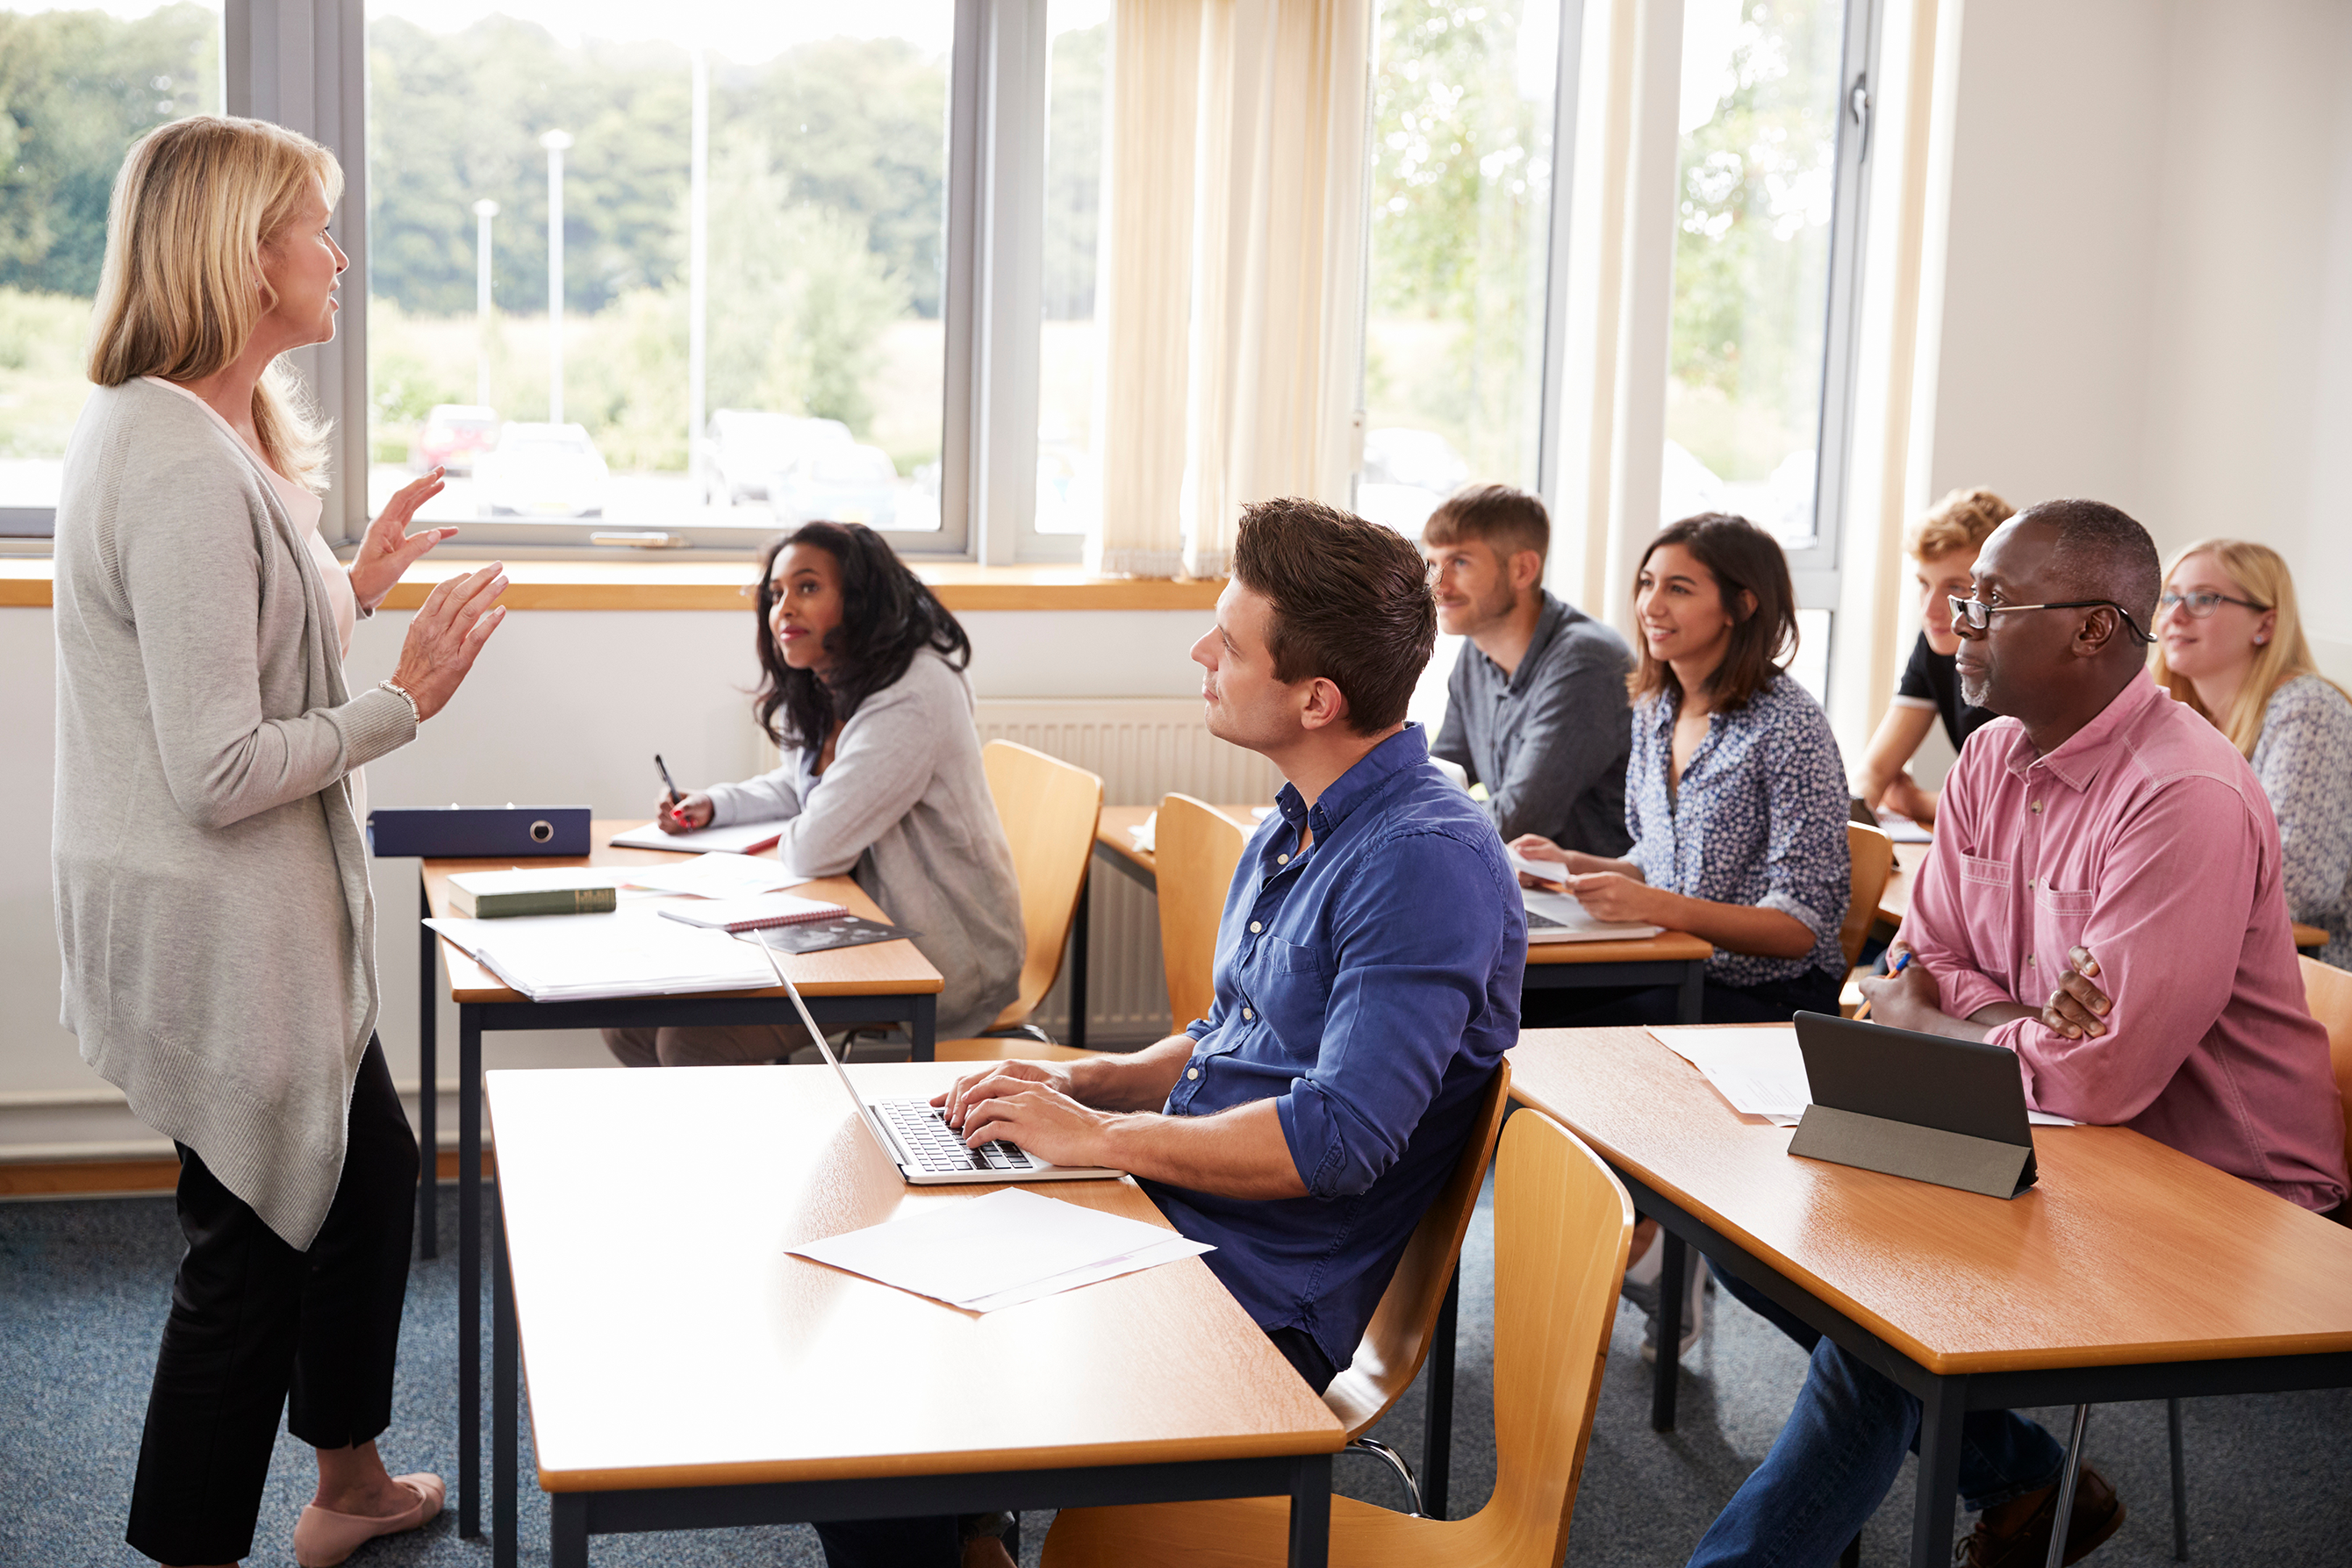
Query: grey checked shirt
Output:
[[1431, 592, 1635, 856]]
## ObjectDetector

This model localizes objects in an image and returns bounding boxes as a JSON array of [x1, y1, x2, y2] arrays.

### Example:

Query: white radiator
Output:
[[977, 699, 1281, 1045], [757, 698, 1279, 1045]]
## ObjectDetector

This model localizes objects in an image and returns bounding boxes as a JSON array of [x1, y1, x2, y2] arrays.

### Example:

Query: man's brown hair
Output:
[[1905, 486, 2011, 562], [1232, 497, 1437, 734], [1422, 483, 1550, 567], [1629, 513, 1798, 712]]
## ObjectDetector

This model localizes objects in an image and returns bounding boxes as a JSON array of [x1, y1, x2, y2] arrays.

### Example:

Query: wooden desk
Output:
[[412, 820, 944, 1538], [1085, 805, 1712, 1028], [1506, 1025, 2352, 1568], [1877, 839, 2329, 954], [485, 1063, 1345, 1567]]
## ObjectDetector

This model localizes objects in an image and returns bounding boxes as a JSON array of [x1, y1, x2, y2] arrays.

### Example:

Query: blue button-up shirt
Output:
[[1143, 725, 1524, 1371], [1624, 672, 1850, 988]]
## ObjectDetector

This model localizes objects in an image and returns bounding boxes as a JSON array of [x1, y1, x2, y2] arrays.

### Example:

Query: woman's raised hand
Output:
[[348, 469, 459, 612], [390, 562, 507, 721]]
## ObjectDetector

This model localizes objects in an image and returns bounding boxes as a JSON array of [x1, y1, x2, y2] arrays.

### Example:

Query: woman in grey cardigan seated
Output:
[[53, 118, 506, 1567], [611, 521, 1022, 1063]]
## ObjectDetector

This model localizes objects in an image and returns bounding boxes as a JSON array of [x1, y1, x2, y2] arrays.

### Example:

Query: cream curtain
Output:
[[1089, 0, 1370, 580]]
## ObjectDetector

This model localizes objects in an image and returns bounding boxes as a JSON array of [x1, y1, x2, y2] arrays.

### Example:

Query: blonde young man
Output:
[[1423, 483, 1634, 855], [1853, 488, 2012, 824]]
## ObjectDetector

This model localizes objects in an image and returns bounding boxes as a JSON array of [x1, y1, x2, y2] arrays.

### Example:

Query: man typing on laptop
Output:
[[1681, 500, 2347, 1568], [816, 498, 1524, 1568]]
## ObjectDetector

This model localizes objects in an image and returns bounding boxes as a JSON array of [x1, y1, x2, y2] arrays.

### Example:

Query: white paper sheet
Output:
[[623, 852, 804, 899], [1647, 1027, 2076, 1127], [787, 1187, 1213, 1312], [1507, 848, 1571, 888], [608, 819, 789, 854], [1874, 812, 1933, 844], [424, 910, 778, 1000]]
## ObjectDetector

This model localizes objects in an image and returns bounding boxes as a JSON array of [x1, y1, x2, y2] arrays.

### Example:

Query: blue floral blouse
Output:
[[1624, 671, 1852, 987], [2251, 673, 2352, 970]]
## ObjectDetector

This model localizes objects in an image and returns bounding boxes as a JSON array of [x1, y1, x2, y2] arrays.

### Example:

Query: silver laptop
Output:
[[1522, 887, 1663, 944], [745, 935, 1123, 1185]]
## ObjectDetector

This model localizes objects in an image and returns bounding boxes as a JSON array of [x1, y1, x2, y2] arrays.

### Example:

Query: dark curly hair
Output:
[[751, 521, 972, 751]]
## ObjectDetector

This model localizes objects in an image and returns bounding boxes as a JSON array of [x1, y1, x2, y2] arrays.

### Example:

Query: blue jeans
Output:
[[1687, 1335, 2064, 1567]]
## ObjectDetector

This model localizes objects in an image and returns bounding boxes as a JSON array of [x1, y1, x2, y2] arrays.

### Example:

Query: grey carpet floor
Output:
[[4, 1174, 2347, 1567]]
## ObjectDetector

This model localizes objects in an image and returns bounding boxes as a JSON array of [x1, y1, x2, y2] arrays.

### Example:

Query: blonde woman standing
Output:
[[2152, 539, 2352, 966], [54, 117, 507, 1567]]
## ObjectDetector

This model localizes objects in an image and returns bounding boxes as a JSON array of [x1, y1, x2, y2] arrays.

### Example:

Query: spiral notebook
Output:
[[657, 891, 850, 934]]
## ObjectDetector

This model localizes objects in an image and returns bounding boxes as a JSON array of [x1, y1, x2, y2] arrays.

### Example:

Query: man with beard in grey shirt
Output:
[[1423, 484, 1634, 856]]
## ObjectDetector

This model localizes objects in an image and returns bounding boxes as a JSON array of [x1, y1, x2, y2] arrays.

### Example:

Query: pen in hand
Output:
[[1852, 949, 1910, 1023], [655, 754, 686, 825]]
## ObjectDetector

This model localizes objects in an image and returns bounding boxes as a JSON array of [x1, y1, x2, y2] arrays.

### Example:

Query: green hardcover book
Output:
[[447, 869, 620, 920]]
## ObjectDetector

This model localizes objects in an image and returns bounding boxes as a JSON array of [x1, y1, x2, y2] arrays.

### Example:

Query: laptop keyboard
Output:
[[877, 1099, 1040, 1175], [1527, 910, 1567, 931]]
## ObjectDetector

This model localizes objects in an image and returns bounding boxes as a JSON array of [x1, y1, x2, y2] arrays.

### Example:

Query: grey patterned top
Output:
[[1624, 672, 1852, 988], [2251, 673, 2352, 969]]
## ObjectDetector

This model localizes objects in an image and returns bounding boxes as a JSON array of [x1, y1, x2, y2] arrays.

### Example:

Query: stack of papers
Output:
[[1648, 1027, 2076, 1127], [1875, 812, 1933, 844], [424, 911, 778, 1001], [789, 1187, 1212, 1313], [608, 819, 789, 854], [623, 852, 801, 899]]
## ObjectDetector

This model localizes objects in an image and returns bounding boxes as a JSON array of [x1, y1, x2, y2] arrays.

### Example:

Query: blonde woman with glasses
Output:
[[54, 116, 509, 1567], [2151, 540, 2352, 966]]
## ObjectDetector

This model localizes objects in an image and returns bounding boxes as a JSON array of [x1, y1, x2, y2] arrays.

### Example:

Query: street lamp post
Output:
[[472, 198, 498, 410], [540, 129, 573, 425]]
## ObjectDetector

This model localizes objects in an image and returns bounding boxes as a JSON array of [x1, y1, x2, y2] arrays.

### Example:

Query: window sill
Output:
[[0, 559, 1224, 612]]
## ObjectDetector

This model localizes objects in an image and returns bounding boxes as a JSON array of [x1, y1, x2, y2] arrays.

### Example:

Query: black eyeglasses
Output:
[[1947, 595, 2154, 645], [2157, 590, 2268, 619]]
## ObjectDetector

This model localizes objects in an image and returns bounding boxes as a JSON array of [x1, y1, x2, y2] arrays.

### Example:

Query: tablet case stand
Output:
[[1789, 1104, 2037, 1199]]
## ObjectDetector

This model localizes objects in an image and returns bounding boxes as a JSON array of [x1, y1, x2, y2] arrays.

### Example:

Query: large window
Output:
[[1031, 0, 1107, 540], [362, 1, 956, 550], [1361, 0, 1562, 541], [0, 0, 225, 538]]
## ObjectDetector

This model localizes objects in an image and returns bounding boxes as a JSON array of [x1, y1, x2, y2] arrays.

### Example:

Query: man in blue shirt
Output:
[[820, 498, 1523, 1568]]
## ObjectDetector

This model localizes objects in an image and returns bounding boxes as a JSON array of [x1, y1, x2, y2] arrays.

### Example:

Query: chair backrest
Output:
[[1841, 822, 1896, 971], [980, 741, 1104, 1032], [1155, 795, 1248, 1036], [1323, 1060, 1515, 1436], [1476, 1109, 1633, 1565], [2298, 955, 2352, 1167]]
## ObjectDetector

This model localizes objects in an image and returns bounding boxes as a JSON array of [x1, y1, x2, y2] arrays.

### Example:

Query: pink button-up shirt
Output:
[[1903, 669, 2348, 1211]]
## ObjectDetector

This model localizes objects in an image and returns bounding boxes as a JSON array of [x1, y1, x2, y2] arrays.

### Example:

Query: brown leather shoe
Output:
[[1954, 1465, 2126, 1568]]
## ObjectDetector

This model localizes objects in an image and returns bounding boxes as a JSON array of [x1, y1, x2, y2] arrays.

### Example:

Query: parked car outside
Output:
[[474, 422, 611, 518], [412, 405, 499, 476], [771, 443, 900, 529], [701, 410, 852, 505]]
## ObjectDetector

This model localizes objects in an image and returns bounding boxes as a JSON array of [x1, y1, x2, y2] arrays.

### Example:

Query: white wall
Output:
[[0, 602, 1211, 1151], [1923, 0, 2352, 674]]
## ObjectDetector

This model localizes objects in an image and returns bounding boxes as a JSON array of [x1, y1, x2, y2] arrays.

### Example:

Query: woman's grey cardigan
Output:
[[52, 379, 417, 1249]]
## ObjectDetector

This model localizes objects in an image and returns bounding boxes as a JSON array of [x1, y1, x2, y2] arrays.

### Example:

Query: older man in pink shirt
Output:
[[1684, 500, 2347, 1568]]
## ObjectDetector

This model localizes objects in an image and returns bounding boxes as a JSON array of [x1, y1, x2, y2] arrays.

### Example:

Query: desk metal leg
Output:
[[1068, 865, 1091, 1051], [1651, 1229, 1685, 1431], [1287, 1451, 1331, 1568], [1676, 958, 1705, 1024], [459, 1005, 483, 1537], [1911, 1376, 1966, 1568], [551, 1492, 588, 1568], [912, 992, 936, 1063], [494, 1190, 518, 1568], [1422, 1266, 1458, 1519], [418, 873, 437, 1259]]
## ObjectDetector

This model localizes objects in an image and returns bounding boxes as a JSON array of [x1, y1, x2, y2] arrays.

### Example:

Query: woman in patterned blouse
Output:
[[2152, 539, 2352, 968], [1514, 512, 1852, 1023]]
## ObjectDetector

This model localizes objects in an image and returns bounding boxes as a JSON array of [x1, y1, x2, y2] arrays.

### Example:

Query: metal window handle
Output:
[[1850, 79, 1870, 125], [590, 531, 691, 548]]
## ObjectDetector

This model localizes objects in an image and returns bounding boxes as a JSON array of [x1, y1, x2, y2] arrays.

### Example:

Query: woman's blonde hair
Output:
[[2149, 538, 2344, 756], [87, 115, 342, 493]]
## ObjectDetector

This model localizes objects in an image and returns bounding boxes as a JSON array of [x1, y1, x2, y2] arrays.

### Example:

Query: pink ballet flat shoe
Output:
[[292, 1472, 445, 1567]]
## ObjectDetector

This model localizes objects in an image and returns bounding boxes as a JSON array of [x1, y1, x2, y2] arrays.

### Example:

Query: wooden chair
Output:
[[1324, 1061, 1514, 1516], [1157, 794, 1250, 1036], [1042, 1108, 1634, 1568], [935, 742, 1103, 1063], [1841, 821, 1896, 971]]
